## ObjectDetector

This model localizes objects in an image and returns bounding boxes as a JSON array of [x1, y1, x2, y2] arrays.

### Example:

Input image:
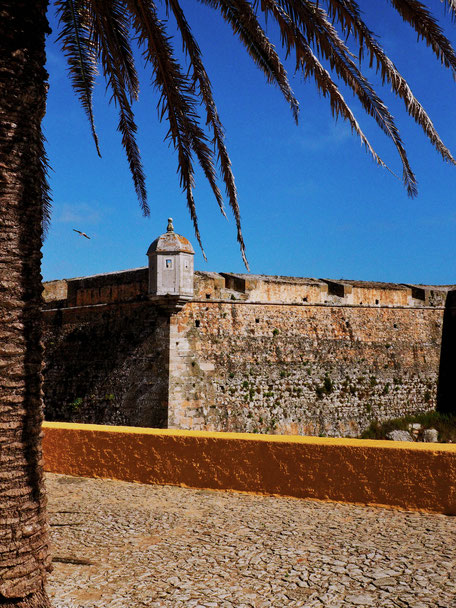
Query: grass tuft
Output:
[[361, 411, 456, 443]]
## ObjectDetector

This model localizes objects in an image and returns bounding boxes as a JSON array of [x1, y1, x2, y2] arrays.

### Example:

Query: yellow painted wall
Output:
[[42, 422, 456, 514]]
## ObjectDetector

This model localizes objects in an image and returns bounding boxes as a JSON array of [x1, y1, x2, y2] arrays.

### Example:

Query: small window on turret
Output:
[[165, 258, 173, 269]]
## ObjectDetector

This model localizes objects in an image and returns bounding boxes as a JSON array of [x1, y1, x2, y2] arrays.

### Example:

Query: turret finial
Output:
[[167, 217, 174, 232]]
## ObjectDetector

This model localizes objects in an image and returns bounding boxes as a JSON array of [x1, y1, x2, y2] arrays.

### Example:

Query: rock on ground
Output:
[[385, 430, 413, 442]]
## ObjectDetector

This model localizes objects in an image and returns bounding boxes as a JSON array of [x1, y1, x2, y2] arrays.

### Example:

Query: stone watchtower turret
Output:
[[147, 218, 194, 311]]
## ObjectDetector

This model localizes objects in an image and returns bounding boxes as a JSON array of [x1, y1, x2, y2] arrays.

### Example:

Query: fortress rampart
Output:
[[42, 268, 456, 437]]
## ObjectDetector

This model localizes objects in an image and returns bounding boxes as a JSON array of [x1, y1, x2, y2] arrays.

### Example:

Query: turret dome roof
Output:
[[147, 218, 194, 255]]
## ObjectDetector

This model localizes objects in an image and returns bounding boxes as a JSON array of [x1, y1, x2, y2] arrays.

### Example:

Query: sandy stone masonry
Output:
[[42, 269, 456, 436], [42, 269, 452, 308]]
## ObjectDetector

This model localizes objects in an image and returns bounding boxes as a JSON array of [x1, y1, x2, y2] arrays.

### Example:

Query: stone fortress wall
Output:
[[42, 266, 456, 437]]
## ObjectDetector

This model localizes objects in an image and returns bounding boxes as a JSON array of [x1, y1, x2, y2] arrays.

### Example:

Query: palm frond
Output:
[[166, 0, 227, 217], [387, 0, 456, 73], [325, 0, 455, 166], [200, 0, 299, 124], [89, 0, 140, 101], [443, 0, 456, 21], [54, 0, 456, 265], [274, 0, 417, 195], [185, 175, 208, 262], [126, 0, 219, 255], [55, 0, 101, 156], [260, 0, 387, 172], [87, 0, 147, 213], [115, 95, 149, 214], [165, 0, 249, 268], [40, 133, 52, 239]]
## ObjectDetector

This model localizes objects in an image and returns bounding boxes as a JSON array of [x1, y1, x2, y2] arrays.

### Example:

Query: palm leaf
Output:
[[275, 0, 417, 195], [325, 0, 455, 166], [387, 0, 456, 72], [126, 0, 222, 257], [89, 0, 140, 101], [54, 0, 456, 264], [88, 0, 148, 213], [165, 0, 249, 268], [40, 134, 52, 238], [201, 0, 299, 123], [260, 0, 388, 172], [443, 0, 456, 21], [55, 0, 101, 157]]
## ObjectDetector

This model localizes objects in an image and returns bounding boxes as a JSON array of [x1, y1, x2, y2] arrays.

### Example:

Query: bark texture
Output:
[[0, 1, 52, 605]]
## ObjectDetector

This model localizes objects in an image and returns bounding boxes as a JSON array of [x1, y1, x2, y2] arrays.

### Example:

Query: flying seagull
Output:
[[73, 229, 91, 240]]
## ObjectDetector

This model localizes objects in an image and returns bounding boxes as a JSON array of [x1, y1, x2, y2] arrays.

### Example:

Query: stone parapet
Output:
[[42, 421, 456, 514], [43, 270, 454, 308]]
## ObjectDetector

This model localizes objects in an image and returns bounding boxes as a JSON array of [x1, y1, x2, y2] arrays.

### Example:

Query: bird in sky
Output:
[[73, 229, 90, 239]]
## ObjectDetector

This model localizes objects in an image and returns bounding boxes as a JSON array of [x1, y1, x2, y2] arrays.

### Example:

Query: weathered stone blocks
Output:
[[42, 270, 454, 437]]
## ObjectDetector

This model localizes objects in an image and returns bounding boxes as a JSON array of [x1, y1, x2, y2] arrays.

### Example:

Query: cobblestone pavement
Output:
[[46, 473, 456, 608]]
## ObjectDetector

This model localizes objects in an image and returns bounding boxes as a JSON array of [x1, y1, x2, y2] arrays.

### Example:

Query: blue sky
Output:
[[42, 2, 456, 285]]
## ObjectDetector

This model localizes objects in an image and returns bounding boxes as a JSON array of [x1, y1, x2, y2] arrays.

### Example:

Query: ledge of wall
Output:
[[42, 422, 456, 514]]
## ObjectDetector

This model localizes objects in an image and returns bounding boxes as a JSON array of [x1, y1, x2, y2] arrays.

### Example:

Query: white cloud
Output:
[[45, 49, 69, 81], [296, 122, 352, 151], [54, 202, 102, 226]]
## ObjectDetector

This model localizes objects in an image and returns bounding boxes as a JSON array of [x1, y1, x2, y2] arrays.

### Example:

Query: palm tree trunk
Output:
[[0, 1, 52, 605]]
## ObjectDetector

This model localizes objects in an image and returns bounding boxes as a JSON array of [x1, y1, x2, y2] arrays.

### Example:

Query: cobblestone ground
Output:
[[46, 473, 456, 608]]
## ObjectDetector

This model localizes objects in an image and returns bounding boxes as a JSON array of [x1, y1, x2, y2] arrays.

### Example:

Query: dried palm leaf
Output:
[[40, 134, 52, 238]]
